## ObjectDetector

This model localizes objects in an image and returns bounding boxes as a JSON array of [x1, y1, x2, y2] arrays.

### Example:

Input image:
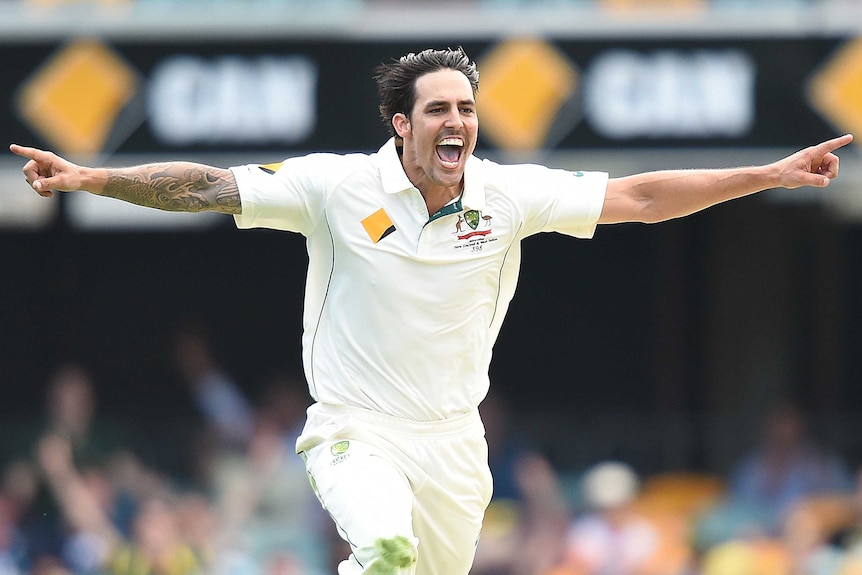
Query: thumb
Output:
[[796, 172, 831, 188], [33, 175, 68, 195]]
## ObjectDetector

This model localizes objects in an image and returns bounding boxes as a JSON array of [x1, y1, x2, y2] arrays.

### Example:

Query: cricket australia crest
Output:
[[455, 210, 493, 240]]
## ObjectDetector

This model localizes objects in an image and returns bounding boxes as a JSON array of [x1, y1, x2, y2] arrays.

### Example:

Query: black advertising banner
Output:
[[2, 36, 859, 158]]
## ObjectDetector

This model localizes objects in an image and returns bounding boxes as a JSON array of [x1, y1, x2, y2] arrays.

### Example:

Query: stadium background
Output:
[[1, 0, 862, 481]]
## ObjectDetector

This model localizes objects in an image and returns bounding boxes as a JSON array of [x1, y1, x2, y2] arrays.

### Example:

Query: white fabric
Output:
[[231, 138, 607, 422], [299, 402, 491, 575]]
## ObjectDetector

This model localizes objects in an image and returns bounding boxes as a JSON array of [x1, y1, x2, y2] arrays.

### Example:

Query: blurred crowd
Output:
[[473, 395, 860, 575], [0, 326, 344, 575], [1, 333, 861, 575]]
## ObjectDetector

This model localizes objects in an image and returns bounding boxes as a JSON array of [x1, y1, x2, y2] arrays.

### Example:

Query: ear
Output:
[[392, 113, 411, 138]]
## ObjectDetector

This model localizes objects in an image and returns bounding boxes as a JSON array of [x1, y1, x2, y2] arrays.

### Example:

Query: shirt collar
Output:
[[377, 137, 486, 212]]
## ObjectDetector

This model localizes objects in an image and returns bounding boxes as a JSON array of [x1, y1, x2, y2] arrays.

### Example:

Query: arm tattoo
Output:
[[102, 163, 242, 214]]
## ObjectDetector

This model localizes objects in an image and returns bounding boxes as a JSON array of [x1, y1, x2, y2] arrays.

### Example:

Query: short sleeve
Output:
[[505, 164, 608, 239], [548, 169, 608, 238], [231, 153, 341, 235]]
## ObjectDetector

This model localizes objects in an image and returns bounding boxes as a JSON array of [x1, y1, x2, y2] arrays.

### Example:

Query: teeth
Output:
[[438, 137, 463, 146]]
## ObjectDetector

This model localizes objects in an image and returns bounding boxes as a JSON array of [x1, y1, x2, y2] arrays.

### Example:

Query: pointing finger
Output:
[[9, 144, 56, 163], [812, 134, 854, 156], [10, 143, 38, 159]]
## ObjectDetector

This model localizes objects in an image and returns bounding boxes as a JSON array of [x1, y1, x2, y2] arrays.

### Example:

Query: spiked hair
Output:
[[374, 47, 479, 136]]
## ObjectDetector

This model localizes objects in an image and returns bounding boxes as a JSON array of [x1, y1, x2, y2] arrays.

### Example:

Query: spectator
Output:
[[38, 365, 130, 471], [174, 324, 255, 454], [36, 433, 205, 575], [728, 399, 853, 535], [472, 391, 570, 575], [549, 461, 683, 575], [207, 375, 330, 575], [4, 365, 132, 569]]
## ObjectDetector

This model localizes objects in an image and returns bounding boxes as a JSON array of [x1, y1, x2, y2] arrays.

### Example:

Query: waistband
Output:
[[310, 402, 483, 439]]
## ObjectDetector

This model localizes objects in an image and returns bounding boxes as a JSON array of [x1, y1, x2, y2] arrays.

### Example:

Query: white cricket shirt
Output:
[[232, 138, 608, 421]]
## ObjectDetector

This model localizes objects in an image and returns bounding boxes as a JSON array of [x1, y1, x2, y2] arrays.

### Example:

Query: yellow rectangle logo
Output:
[[361, 208, 396, 243]]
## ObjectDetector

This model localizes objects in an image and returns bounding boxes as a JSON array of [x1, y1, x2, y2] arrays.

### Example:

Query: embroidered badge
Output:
[[456, 210, 493, 240]]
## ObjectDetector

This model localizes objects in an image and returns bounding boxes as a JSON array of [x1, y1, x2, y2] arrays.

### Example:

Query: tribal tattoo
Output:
[[103, 163, 241, 214]]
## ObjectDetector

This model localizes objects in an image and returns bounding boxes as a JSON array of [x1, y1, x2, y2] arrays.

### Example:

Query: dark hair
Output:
[[374, 47, 479, 136]]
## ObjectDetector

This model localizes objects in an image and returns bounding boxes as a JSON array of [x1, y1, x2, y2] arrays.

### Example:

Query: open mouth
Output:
[[436, 137, 464, 168]]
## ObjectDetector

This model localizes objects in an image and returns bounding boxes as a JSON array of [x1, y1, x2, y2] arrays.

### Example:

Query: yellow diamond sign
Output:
[[17, 39, 138, 157], [478, 38, 579, 151], [808, 38, 862, 141]]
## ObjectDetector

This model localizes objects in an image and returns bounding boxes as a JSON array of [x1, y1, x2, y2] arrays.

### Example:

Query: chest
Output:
[[328, 186, 516, 264]]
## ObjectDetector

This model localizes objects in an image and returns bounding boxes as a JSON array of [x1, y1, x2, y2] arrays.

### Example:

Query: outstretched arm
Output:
[[9, 144, 241, 214], [598, 134, 853, 225], [37, 433, 121, 550]]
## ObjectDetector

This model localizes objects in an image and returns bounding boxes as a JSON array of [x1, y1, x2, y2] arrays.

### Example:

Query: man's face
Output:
[[394, 68, 478, 192]]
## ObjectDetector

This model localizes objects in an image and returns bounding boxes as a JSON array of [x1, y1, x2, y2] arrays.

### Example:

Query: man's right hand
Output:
[[9, 144, 101, 197]]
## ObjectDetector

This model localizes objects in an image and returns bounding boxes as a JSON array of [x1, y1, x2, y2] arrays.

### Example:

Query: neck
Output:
[[421, 185, 461, 215], [397, 144, 463, 215]]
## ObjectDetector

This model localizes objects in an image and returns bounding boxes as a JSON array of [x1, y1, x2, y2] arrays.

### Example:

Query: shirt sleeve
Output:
[[499, 163, 608, 239], [231, 153, 339, 235]]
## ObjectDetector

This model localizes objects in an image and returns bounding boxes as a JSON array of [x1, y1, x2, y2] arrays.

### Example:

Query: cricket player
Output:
[[10, 47, 853, 575]]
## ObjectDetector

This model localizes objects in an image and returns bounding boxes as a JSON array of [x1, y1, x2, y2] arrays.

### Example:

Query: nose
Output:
[[444, 109, 464, 128]]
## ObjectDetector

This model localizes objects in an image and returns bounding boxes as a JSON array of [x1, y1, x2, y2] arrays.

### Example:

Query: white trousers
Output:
[[297, 402, 493, 575]]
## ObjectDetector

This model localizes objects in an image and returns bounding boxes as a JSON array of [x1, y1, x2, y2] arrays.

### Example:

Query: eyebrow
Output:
[[424, 98, 476, 109]]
